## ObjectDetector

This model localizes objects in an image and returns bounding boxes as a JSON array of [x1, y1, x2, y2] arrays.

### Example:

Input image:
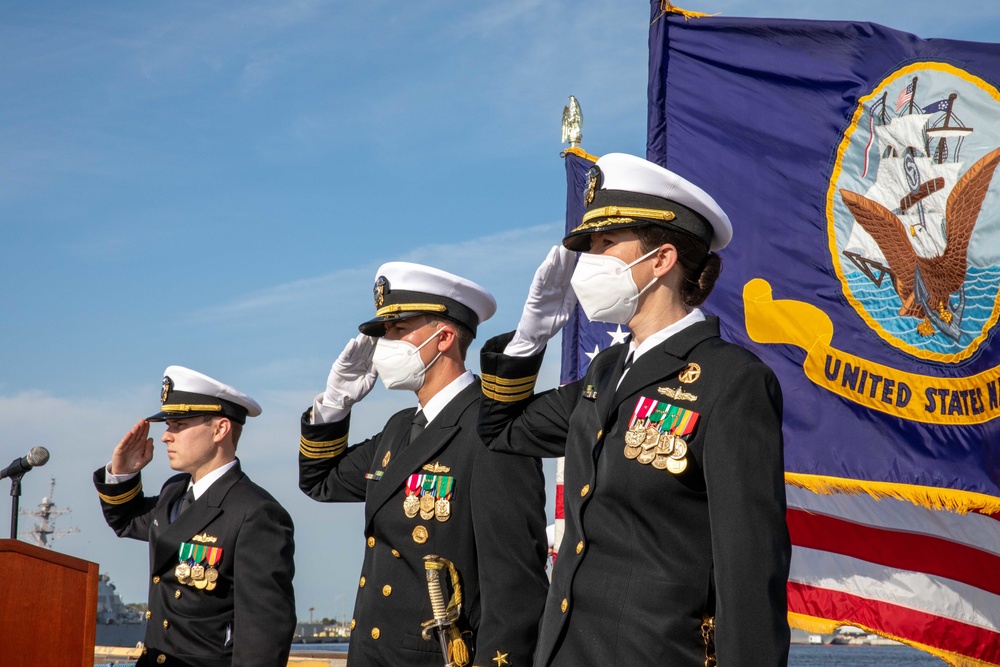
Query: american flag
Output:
[[895, 82, 915, 112], [647, 6, 1000, 664], [785, 486, 1000, 663]]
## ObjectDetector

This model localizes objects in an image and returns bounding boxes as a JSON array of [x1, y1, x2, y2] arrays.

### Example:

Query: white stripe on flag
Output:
[[790, 545, 1000, 633], [786, 485, 1000, 555]]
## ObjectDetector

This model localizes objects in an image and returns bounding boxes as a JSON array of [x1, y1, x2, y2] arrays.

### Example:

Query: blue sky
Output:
[[2, 0, 999, 620]]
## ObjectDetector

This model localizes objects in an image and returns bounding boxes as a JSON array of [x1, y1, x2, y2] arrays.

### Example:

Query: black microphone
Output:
[[0, 447, 50, 480]]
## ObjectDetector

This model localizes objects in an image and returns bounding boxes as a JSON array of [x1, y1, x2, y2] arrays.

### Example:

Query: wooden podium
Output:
[[0, 539, 99, 667]]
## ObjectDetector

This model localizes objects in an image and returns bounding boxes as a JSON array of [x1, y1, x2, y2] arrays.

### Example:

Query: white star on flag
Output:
[[607, 325, 629, 345]]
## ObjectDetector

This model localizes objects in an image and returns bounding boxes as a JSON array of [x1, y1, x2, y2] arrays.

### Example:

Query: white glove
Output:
[[505, 245, 578, 357], [312, 334, 378, 424]]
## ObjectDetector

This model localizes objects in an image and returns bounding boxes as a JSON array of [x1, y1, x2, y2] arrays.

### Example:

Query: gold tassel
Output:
[[785, 472, 1000, 515], [787, 612, 840, 635], [562, 146, 599, 162], [656, 1, 719, 21], [447, 626, 469, 666]]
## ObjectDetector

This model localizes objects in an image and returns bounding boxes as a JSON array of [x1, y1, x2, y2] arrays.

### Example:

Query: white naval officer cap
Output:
[[147, 365, 262, 424], [360, 262, 497, 337], [564, 152, 733, 252]]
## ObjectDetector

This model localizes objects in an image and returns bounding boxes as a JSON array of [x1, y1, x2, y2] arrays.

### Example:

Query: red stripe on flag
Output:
[[788, 581, 1000, 664], [787, 508, 1000, 596]]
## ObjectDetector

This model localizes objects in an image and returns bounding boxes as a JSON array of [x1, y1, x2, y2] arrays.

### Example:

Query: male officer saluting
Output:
[[95, 366, 296, 667], [299, 262, 548, 667]]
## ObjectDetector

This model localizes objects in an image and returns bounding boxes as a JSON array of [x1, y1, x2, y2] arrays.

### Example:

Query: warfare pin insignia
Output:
[[658, 386, 697, 402], [678, 363, 701, 384]]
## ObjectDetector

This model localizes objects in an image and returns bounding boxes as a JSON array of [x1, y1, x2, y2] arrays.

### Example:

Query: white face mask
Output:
[[372, 326, 445, 392], [570, 247, 659, 324]]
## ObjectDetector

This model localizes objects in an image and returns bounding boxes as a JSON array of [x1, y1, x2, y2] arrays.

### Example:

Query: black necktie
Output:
[[175, 488, 195, 521], [614, 352, 636, 395], [409, 410, 428, 445]]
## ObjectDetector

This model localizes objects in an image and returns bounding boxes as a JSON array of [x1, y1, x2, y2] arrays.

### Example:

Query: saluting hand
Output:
[[506, 244, 578, 356], [322, 333, 378, 411], [110, 419, 154, 475]]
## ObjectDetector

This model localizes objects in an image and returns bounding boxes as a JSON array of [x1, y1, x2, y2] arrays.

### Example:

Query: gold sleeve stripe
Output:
[[300, 443, 347, 459], [580, 205, 676, 225], [159, 404, 223, 413], [481, 381, 535, 396], [375, 303, 447, 317], [482, 386, 535, 403], [481, 372, 538, 388], [300, 434, 349, 459], [98, 482, 143, 505]]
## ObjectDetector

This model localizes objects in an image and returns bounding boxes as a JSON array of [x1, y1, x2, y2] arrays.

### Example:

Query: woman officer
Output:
[[477, 152, 790, 667]]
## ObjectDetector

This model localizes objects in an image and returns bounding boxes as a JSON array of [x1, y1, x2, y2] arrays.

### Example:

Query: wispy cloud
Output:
[[184, 222, 561, 331]]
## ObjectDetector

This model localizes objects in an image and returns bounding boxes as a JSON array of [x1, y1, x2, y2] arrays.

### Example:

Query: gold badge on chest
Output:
[[678, 363, 701, 384], [658, 386, 697, 402]]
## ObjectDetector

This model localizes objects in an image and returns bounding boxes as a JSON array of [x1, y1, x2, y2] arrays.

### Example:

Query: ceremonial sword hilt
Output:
[[421, 554, 467, 667]]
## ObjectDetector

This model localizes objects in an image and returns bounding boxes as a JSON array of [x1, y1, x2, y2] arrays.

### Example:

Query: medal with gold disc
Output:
[[403, 474, 422, 519], [666, 457, 688, 474], [204, 546, 222, 592], [434, 476, 453, 522], [175, 543, 195, 583], [625, 397, 659, 459], [419, 475, 436, 520]]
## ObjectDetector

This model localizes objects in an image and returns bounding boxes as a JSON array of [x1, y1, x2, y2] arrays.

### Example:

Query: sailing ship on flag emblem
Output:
[[830, 62, 1000, 361]]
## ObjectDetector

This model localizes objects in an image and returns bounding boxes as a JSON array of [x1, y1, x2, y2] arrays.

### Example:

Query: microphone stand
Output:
[[8, 472, 23, 539]]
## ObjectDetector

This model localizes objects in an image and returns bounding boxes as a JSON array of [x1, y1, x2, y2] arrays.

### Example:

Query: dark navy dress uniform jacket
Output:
[[478, 318, 791, 667], [298, 379, 549, 667], [94, 461, 296, 667]]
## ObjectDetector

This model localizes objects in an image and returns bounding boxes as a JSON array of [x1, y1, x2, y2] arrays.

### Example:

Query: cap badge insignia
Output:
[[658, 386, 697, 402], [584, 165, 602, 206], [161, 377, 173, 403], [374, 276, 389, 309], [422, 462, 451, 474], [678, 363, 701, 384]]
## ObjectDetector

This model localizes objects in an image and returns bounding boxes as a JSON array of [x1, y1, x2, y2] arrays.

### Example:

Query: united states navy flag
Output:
[[648, 5, 1000, 664]]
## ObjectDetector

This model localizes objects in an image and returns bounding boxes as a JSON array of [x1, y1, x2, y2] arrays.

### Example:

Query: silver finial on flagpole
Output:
[[561, 95, 583, 147]]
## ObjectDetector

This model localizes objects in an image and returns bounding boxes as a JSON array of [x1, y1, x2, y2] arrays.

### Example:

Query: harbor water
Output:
[[789, 644, 946, 665]]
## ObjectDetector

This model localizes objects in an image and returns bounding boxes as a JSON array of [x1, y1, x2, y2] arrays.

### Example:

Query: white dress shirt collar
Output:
[[629, 308, 706, 363], [188, 459, 239, 500], [417, 371, 475, 425]]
